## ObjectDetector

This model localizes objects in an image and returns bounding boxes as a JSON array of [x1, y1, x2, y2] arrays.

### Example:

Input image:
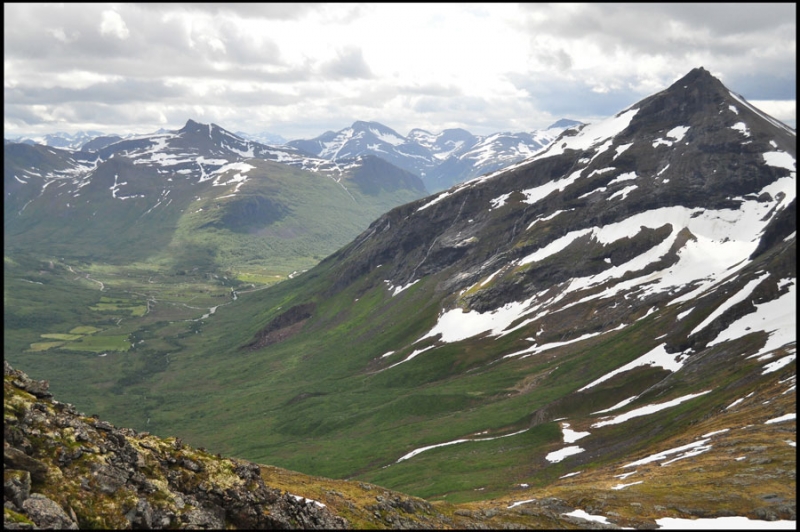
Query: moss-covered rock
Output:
[[3, 361, 348, 529]]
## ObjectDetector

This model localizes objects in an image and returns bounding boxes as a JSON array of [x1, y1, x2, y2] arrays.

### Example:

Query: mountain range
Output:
[[6, 130, 108, 151], [4, 67, 796, 529], [288, 119, 581, 191], [4, 119, 427, 275], [7, 119, 581, 194]]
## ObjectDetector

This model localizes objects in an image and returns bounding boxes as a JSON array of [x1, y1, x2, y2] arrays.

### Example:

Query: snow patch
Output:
[[580, 343, 689, 392], [607, 171, 637, 185], [563, 509, 611, 525], [690, 273, 769, 336], [666, 125, 690, 141], [560, 422, 590, 443], [657, 515, 796, 529], [608, 184, 637, 201], [591, 395, 639, 415], [762, 151, 796, 172], [731, 122, 750, 137], [592, 391, 711, 428], [613, 143, 633, 159], [765, 413, 795, 424], [397, 428, 529, 462], [545, 445, 584, 463], [490, 192, 513, 209], [708, 281, 795, 360]]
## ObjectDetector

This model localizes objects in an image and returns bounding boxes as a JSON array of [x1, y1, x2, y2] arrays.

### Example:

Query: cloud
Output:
[[3, 3, 795, 139], [748, 100, 797, 128], [319, 48, 374, 80], [5, 78, 188, 105], [99, 10, 130, 40], [518, 3, 796, 56], [136, 3, 322, 20], [506, 71, 643, 120]]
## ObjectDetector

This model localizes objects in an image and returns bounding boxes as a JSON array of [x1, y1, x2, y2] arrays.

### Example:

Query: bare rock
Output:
[[3, 447, 49, 484], [4, 469, 31, 509], [22, 493, 78, 529]]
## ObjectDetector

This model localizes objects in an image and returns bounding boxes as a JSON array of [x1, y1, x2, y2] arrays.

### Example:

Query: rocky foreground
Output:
[[5, 362, 625, 529], [5, 361, 794, 529], [4, 361, 351, 529]]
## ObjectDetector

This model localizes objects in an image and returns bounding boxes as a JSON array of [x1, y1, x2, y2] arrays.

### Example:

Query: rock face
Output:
[[3, 361, 348, 529]]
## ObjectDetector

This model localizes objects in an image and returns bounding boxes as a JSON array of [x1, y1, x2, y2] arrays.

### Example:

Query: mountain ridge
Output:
[[288, 118, 581, 191], [4, 119, 428, 274], [129, 66, 795, 501], [6, 118, 581, 193]]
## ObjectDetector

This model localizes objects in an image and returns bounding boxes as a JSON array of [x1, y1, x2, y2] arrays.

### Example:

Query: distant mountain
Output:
[[546, 118, 583, 130], [235, 130, 288, 145], [406, 127, 478, 160], [423, 127, 568, 191], [288, 121, 439, 181], [80, 135, 124, 152], [288, 119, 580, 191], [7, 130, 107, 150], [4, 119, 427, 274], [8, 120, 580, 193]]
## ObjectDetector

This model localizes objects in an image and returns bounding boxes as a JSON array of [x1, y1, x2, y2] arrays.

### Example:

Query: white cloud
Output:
[[3, 3, 795, 139], [99, 10, 130, 40], [749, 100, 797, 128]]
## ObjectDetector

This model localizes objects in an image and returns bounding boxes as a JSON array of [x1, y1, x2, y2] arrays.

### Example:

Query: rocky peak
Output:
[[179, 119, 203, 132]]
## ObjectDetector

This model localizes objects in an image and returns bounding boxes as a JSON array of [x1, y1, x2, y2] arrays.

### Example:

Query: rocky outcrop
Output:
[[244, 303, 317, 350], [3, 361, 348, 529]]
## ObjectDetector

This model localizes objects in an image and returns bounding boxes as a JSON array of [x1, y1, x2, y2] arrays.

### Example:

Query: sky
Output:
[[4, 3, 796, 141]]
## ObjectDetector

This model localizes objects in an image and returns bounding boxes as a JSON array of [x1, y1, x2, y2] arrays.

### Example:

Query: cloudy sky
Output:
[[4, 3, 796, 140]]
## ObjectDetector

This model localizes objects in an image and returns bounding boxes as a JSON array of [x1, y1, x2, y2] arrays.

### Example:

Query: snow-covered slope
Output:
[[288, 119, 582, 192], [228, 67, 794, 515]]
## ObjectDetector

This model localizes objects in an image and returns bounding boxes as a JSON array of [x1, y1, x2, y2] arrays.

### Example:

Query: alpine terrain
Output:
[[4, 67, 796, 529], [4, 119, 427, 275], [287, 119, 580, 192]]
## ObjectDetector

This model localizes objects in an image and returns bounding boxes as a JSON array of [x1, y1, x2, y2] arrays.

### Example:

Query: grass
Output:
[[4, 209, 795, 511], [60, 334, 131, 353], [40, 333, 83, 341], [28, 341, 66, 351], [70, 326, 102, 334], [0, 258, 708, 499]]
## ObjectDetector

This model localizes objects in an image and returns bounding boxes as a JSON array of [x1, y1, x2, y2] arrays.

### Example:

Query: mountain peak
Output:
[[179, 119, 206, 134], [546, 118, 583, 130], [351, 120, 398, 134], [666, 66, 728, 96]]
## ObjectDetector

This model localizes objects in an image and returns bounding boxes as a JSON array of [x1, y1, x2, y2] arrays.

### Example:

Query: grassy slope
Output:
[[6, 234, 795, 506], [4, 150, 794, 511], [5, 157, 424, 275]]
